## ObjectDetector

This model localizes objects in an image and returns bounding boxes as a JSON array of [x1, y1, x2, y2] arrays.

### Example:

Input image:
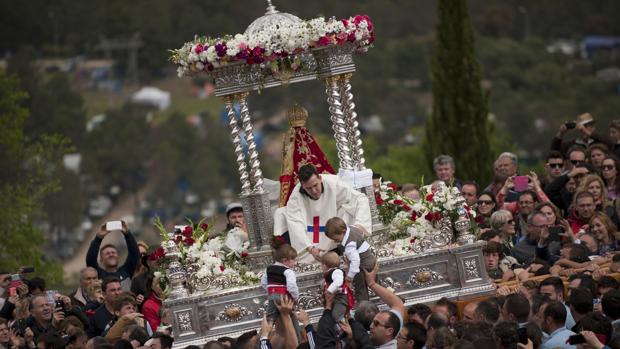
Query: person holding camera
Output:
[[86, 221, 140, 291], [551, 113, 611, 155]]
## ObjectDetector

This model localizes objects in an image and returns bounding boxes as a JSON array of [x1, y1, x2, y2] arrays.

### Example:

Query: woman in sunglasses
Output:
[[601, 156, 620, 201], [475, 191, 496, 233]]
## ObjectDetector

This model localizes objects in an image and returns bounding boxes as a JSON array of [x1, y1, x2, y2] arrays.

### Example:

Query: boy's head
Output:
[[273, 245, 298, 268], [322, 252, 340, 270], [325, 217, 347, 242]]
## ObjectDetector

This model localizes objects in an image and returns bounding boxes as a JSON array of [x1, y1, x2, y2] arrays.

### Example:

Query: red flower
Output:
[[410, 237, 417, 244], [403, 205, 411, 212], [410, 211, 418, 221], [220, 265, 225, 272], [375, 193, 384, 206], [182, 226, 193, 238], [425, 213, 433, 221], [347, 32, 357, 42], [200, 223, 208, 231], [148, 247, 165, 261], [175, 235, 183, 243], [433, 212, 442, 221], [426, 193, 434, 202], [194, 44, 204, 54], [241, 251, 249, 258], [393, 199, 403, 205], [341, 19, 349, 27], [475, 215, 484, 224], [318, 36, 332, 46], [387, 183, 398, 191], [183, 237, 195, 246]]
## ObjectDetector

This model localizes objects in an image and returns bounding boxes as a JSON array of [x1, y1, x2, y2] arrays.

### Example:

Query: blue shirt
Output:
[[542, 326, 575, 349]]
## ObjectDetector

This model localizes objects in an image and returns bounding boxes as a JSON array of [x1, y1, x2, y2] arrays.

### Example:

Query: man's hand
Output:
[[297, 309, 311, 327], [517, 339, 534, 349], [339, 318, 353, 339], [364, 263, 379, 287], [576, 121, 594, 137], [275, 295, 294, 315], [538, 227, 549, 245], [52, 307, 65, 325], [556, 123, 568, 138], [121, 221, 129, 234], [528, 171, 541, 191], [121, 312, 144, 323], [568, 166, 589, 178], [344, 276, 353, 288], [24, 328, 34, 346], [581, 330, 605, 349], [260, 315, 273, 338], [97, 224, 108, 239], [136, 294, 145, 305]]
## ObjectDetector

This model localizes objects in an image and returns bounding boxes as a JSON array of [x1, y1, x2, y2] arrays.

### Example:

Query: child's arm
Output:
[[344, 243, 361, 279], [326, 269, 344, 294], [283, 269, 299, 300]]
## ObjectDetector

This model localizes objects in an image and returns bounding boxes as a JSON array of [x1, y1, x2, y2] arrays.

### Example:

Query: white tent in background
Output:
[[131, 86, 171, 110]]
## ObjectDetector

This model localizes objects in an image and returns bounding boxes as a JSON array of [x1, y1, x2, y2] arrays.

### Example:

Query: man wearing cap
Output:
[[279, 164, 372, 263], [551, 113, 611, 154], [224, 203, 247, 237]]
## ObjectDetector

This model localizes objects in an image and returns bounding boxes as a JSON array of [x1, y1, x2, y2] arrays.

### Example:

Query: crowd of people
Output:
[[4, 114, 620, 349]]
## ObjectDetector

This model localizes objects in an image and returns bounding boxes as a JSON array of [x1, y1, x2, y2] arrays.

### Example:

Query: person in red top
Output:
[[142, 273, 163, 331], [567, 191, 597, 234]]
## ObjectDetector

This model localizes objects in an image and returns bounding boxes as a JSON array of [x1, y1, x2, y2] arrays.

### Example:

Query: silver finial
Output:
[[265, 0, 278, 15]]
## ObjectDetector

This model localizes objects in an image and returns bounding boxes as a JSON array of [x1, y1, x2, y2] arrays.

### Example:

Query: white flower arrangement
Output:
[[170, 15, 375, 77]]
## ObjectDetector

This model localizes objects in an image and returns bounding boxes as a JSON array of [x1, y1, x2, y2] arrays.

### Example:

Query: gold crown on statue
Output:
[[287, 104, 308, 127]]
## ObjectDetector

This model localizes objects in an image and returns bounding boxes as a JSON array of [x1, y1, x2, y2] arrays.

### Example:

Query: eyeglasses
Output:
[[602, 165, 615, 171], [372, 320, 389, 328], [570, 160, 584, 165], [478, 200, 494, 206], [548, 163, 563, 169], [506, 219, 515, 225]]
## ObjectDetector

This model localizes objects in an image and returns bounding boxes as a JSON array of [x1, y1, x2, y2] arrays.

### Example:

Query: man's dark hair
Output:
[[482, 241, 503, 256], [402, 322, 426, 349], [453, 321, 493, 343], [492, 321, 519, 349], [598, 276, 619, 292], [603, 289, 620, 320], [234, 330, 257, 349], [568, 273, 596, 295], [204, 341, 225, 349], [39, 333, 66, 349], [112, 339, 134, 349], [568, 288, 594, 315], [543, 301, 567, 325], [216, 337, 235, 347], [153, 333, 174, 349], [354, 301, 379, 330], [298, 164, 319, 183], [570, 244, 590, 263], [566, 145, 587, 159], [479, 230, 501, 242], [546, 151, 564, 162], [518, 190, 537, 202], [539, 277, 564, 295], [372, 172, 382, 180], [580, 312, 612, 339], [101, 276, 121, 292], [436, 297, 457, 318], [475, 299, 500, 323], [426, 312, 449, 330], [112, 294, 136, 312], [383, 311, 401, 339], [125, 325, 148, 346], [27, 277, 46, 293], [504, 294, 530, 323], [525, 322, 544, 349], [94, 344, 114, 349], [100, 244, 118, 254], [462, 181, 479, 193], [407, 303, 432, 324]]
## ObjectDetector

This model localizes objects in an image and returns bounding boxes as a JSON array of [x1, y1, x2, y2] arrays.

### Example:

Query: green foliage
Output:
[[0, 72, 67, 285], [424, 0, 493, 184]]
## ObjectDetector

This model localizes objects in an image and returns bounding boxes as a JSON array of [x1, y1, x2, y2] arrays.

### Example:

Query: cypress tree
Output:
[[424, 0, 493, 185]]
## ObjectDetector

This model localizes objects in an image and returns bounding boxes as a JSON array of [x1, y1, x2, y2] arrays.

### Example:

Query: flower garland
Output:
[[170, 15, 374, 77], [150, 218, 259, 293], [376, 180, 479, 252]]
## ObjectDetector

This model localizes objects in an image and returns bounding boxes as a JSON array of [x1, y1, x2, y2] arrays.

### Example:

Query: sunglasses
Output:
[[602, 165, 615, 171], [506, 219, 515, 224], [548, 163, 563, 169], [478, 200, 494, 206], [570, 160, 584, 165]]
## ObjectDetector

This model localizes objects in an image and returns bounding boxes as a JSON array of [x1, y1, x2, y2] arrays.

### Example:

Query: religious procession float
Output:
[[158, 2, 495, 346]]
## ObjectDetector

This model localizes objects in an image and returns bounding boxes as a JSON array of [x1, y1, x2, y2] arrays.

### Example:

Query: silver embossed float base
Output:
[[167, 241, 494, 347]]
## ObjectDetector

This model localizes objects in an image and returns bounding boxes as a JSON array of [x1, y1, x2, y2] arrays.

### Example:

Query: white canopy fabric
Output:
[[131, 86, 171, 110]]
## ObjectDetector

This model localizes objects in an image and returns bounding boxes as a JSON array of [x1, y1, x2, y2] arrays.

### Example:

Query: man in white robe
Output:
[[275, 164, 372, 263]]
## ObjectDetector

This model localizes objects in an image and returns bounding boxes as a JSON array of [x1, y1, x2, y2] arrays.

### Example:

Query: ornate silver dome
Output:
[[244, 0, 302, 39]]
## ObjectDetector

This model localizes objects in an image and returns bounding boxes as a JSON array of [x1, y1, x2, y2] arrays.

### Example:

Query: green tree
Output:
[[0, 72, 68, 285], [424, 0, 493, 184]]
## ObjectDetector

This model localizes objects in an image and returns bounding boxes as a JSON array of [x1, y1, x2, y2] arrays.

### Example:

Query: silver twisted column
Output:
[[339, 73, 365, 170], [224, 96, 251, 196], [325, 76, 353, 170], [238, 92, 264, 193]]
